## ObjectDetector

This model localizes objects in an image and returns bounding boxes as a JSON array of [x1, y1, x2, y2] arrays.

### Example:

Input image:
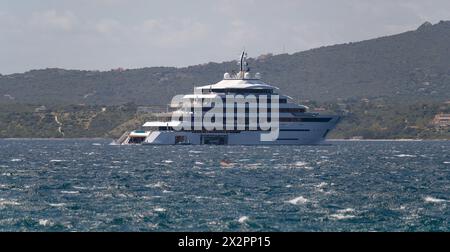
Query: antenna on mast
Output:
[[238, 50, 249, 79], [239, 51, 245, 72]]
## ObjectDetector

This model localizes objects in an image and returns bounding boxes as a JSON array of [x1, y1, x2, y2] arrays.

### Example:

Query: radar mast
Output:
[[238, 51, 249, 79]]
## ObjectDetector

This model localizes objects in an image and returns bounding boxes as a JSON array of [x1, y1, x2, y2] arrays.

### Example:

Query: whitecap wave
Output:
[[292, 161, 313, 170], [246, 163, 261, 169], [287, 196, 308, 205], [238, 216, 249, 223], [38, 219, 52, 226], [61, 190, 80, 194], [145, 182, 167, 188], [424, 196, 447, 203], [49, 203, 66, 207], [394, 154, 416, 158], [73, 186, 87, 190], [0, 198, 21, 206], [50, 159, 67, 163], [295, 161, 308, 166], [337, 208, 355, 213], [315, 182, 328, 188], [330, 213, 356, 220]]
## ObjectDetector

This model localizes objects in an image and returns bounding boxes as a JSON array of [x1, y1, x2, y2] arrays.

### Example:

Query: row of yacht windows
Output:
[[210, 117, 331, 122], [155, 128, 311, 132], [161, 117, 332, 123], [202, 89, 274, 95], [186, 107, 306, 113], [155, 127, 312, 132], [193, 97, 287, 104]]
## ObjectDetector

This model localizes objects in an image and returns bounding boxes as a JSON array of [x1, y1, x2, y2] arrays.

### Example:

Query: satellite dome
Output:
[[255, 72, 261, 79], [224, 73, 231, 79], [244, 72, 251, 79]]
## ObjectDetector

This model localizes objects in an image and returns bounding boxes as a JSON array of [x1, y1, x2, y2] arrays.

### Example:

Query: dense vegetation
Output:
[[0, 21, 449, 139], [0, 104, 137, 138], [1, 21, 450, 106], [316, 98, 450, 139], [0, 99, 448, 139]]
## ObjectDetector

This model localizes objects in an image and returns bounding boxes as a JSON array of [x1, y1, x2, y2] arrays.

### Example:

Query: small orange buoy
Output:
[[220, 159, 233, 168]]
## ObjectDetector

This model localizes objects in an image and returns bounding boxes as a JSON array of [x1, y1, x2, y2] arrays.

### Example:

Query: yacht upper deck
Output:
[[196, 78, 276, 92]]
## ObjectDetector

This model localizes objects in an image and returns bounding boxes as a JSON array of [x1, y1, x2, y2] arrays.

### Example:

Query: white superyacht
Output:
[[120, 52, 340, 145]]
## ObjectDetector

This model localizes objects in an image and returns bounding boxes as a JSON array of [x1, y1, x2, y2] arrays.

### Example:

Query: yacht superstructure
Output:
[[120, 52, 340, 145]]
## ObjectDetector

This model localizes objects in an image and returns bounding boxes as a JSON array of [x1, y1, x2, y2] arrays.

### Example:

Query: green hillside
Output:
[[1, 21, 450, 106], [1, 21, 449, 139]]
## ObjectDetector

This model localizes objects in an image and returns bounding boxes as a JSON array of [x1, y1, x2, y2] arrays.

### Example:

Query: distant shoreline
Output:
[[0, 138, 110, 140], [327, 139, 449, 141], [0, 138, 448, 141]]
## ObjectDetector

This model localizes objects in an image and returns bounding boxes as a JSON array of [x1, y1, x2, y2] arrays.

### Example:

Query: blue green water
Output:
[[0, 139, 449, 231]]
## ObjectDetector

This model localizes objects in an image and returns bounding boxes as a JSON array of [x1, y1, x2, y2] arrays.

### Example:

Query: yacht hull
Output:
[[124, 116, 340, 145]]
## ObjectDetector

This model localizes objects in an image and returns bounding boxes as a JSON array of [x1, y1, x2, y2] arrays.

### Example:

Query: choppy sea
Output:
[[0, 139, 449, 231]]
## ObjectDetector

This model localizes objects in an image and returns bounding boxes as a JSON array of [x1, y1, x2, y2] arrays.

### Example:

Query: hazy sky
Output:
[[1, 0, 450, 74]]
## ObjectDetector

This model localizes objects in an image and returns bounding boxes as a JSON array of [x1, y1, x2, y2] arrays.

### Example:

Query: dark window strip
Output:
[[280, 129, 310, 131]]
